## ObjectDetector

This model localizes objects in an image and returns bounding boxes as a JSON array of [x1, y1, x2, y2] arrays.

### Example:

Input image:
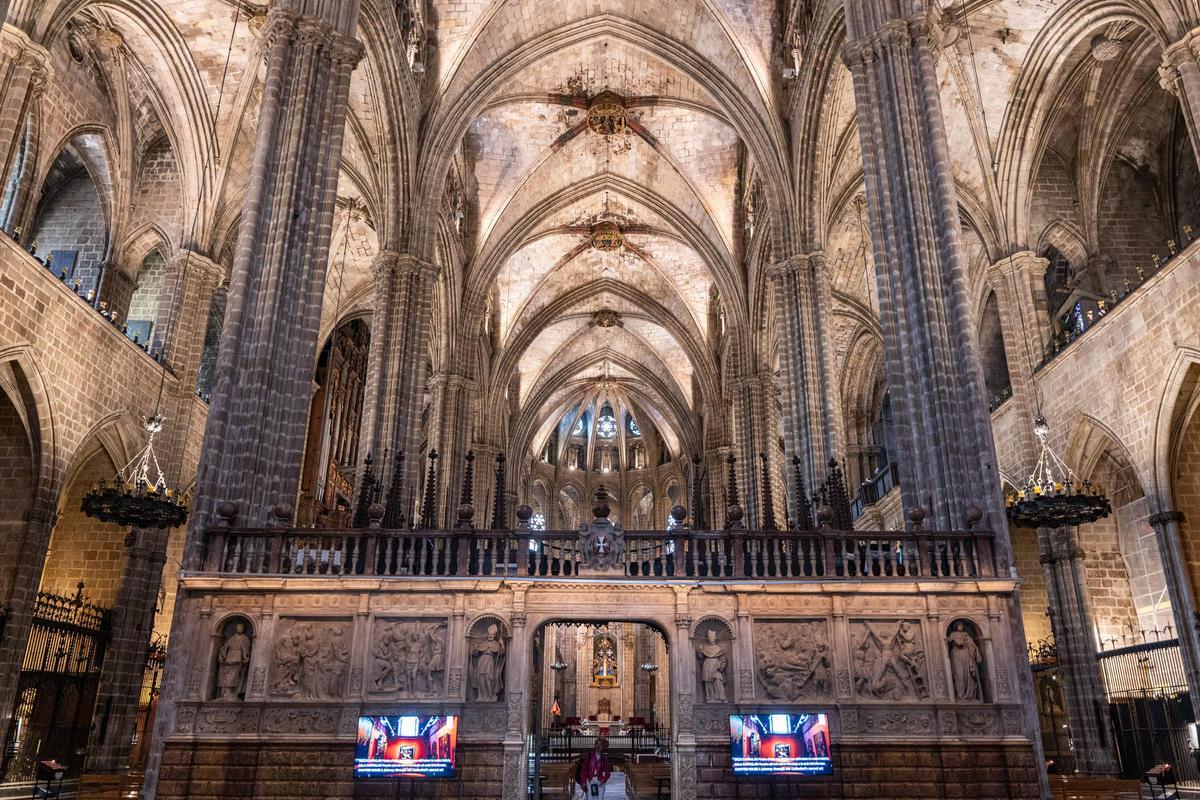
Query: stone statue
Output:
[[755, 621, 830, 700], [697, 629, 728, 703], [216, 622, 252, 700], [470, 624, 506, 702], [947, 622, 983, 701], [851, 620, 929, 701]]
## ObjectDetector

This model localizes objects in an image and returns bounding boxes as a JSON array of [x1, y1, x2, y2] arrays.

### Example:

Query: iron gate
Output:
[[1028, 637, 1077, 774], [1098, 633, 1196, 783], [1, 587, 110, 783]]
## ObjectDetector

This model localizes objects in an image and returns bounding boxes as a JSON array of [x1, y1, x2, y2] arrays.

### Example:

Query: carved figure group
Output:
[[372, 621, 447, 697], [852, 620, 929, 701], [270, 622, 349, 700], [469, 623, 506, 702], [947, 622, 984, 701], [216, 622, 253, 700], [696, 629, 728, 703], [756, 622, 830, 700]]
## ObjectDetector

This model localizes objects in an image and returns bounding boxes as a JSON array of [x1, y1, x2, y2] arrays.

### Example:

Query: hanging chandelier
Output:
[[82, 414, 188, 529], [1005, 416, 1110, 529]]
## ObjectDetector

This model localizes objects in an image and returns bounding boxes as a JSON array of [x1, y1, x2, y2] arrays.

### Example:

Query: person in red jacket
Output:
[[575, 738, 612, 798]]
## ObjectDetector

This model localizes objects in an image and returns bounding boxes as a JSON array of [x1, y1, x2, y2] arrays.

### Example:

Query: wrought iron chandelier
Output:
[[82, 413, 188, 529], [1005, 415, 1110, 529]]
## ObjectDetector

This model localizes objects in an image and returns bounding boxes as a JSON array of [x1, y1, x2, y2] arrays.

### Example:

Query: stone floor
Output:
[[2, 772, 1195, 799]]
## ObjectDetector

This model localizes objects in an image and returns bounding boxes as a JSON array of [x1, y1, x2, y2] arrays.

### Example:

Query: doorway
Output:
[[529, 621, 671, 800]]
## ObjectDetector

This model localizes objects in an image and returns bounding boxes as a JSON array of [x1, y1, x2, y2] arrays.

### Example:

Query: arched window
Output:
[[978, 291, 1011, 409], [627, 415, 641, 436]]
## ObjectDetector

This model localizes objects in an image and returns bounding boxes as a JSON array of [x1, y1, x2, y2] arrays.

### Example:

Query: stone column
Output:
[[84, 526, 169, 772], [729, 375, 761, 528], [1038, 526, 1120, 775], [841, 2, 1006, 536], [768, 253, 843, 492], [986, 252, 1051, 465], [1148, 511, 1200, 699], [146, 5, 362, 797], [425, 372, 477, 527], [841, 3, 1048, 793], [1160, 28, 1200, 169], [0, 24, 49, 232], [185, 2, 363, 543], [501, 602, 530, 800], [356, 252, 440, 516]]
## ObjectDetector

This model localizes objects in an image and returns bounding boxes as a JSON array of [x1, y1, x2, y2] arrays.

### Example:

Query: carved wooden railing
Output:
[[201, 527, 996, 580]]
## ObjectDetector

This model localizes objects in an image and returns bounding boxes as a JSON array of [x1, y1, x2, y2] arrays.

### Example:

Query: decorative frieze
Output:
[[753, 620, 832, 701]]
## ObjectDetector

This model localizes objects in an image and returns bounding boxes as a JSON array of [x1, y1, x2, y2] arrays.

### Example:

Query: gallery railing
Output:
[[201, 527, 996, 580]]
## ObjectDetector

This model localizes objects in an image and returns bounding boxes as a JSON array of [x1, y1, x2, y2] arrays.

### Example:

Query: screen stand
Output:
[[392, 780, 416, 800]]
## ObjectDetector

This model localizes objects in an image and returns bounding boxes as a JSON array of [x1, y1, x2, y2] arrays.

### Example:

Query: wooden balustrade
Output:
[[202, 527, 996, 580]]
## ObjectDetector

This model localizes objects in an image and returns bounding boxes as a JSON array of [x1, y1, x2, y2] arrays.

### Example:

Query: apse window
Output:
[[597, 414, 617, 439]]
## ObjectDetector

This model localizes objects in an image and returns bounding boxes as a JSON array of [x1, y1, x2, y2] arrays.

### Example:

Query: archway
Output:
[[529, 620, 671, 800]]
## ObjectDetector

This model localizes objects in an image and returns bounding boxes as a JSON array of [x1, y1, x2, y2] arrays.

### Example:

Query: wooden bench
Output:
[[624, 762, 671, 800], [539, 761, 577, 800]]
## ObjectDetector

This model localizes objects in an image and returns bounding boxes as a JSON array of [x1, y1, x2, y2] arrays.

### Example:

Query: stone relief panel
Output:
[[369, 618, 448, 698], [467, 616, 508, 703], [850, 620, 929, 701], [261, 707, 340, 734], [693, 618, 732, 704], [753, 620, 831, 701], [269, 619, 351, 700]]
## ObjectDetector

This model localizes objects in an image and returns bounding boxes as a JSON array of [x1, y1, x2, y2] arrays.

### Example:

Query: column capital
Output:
[[766, 251, 825, 279], [261, 8, 364, 68], [427, 371, 475, 392], [1148, 509, 1186, 527], [371, 251, 440, 280], [170, 249, 225, 287], [1160, 28, 1200, 93], [985, 250, 1047, 286], [0, 24, 51, 72]]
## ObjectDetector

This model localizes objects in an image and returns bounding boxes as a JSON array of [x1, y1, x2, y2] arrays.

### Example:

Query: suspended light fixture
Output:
[[1005, 416, 1110, 529], [82, 413, 188, 528]]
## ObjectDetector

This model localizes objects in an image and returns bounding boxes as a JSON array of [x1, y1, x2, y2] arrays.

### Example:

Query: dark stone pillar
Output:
[[1038, 527, 1121, 775]]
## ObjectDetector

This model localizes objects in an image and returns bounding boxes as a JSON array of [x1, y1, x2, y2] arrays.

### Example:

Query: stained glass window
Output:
[[628, 416, 641, 436], [571, 417, 585, 436], [597, 413, 617, 439]]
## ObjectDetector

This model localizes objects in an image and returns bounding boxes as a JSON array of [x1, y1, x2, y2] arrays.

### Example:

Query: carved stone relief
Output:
[[695, 707, 728, 736], [261, 707, 339, 734], [850, 619, 929, 701], [675, 749, 698, 800], [269, 619, 352, 700], [196, 706, 258, 735], [368, 619, 447, 698], [956, 709, 1000, 736], [462, 705, 507, 735], [753, 620, 831, 701], [175, 707, 196, 734], [859, 708, 934, 735]]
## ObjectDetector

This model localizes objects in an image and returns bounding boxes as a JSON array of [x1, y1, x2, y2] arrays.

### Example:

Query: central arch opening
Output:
[[530, 620, 671, 800]]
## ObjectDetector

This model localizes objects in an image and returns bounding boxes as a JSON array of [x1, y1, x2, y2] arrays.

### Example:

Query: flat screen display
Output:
[[355, 715, 458, 779], [730, 714, 832, 776]]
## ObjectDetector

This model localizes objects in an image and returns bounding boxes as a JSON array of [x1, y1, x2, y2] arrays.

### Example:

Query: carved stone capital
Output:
[[985, 250, 1046, 287], [878, 19, 913, 51], [170, 250, 225, 288], [841, 38, 879, 68], [1148, 510, 1185, 527], [396, 253, 440, 279]]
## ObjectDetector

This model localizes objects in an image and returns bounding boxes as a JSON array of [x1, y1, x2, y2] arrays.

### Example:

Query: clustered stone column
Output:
[[1160, 27, 1200, 169], [986, 251, 1051, 461], [841, 1, 1004, 536], [840, 0, 1048, 792], [184, 1, 363, 541], [1148, 511, 1200, 699], [425, 372, 477, 527], [0, 23, 49, 233], [144, 3, 363, 797], [1037, 526, 1121, 775], [356, 251, 440, 517], [767, 253, 842, 493], [84, 526, 169, 772]]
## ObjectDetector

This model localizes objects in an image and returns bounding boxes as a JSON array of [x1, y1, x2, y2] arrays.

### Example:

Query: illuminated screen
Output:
[[354, 716, 458, 779], [729, 714, 832, 776]]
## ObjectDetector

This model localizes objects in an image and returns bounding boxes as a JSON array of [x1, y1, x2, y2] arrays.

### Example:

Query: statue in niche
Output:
[[696, 629, 728, 703], [371, 621, 447, 697], [469, 623, 506, 702], [755, 622, 830, 700], [216, 621, 252, 701], [269, 621, 349, 700], [947, 622, 984, 701], [852, 620, 929, 701]]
